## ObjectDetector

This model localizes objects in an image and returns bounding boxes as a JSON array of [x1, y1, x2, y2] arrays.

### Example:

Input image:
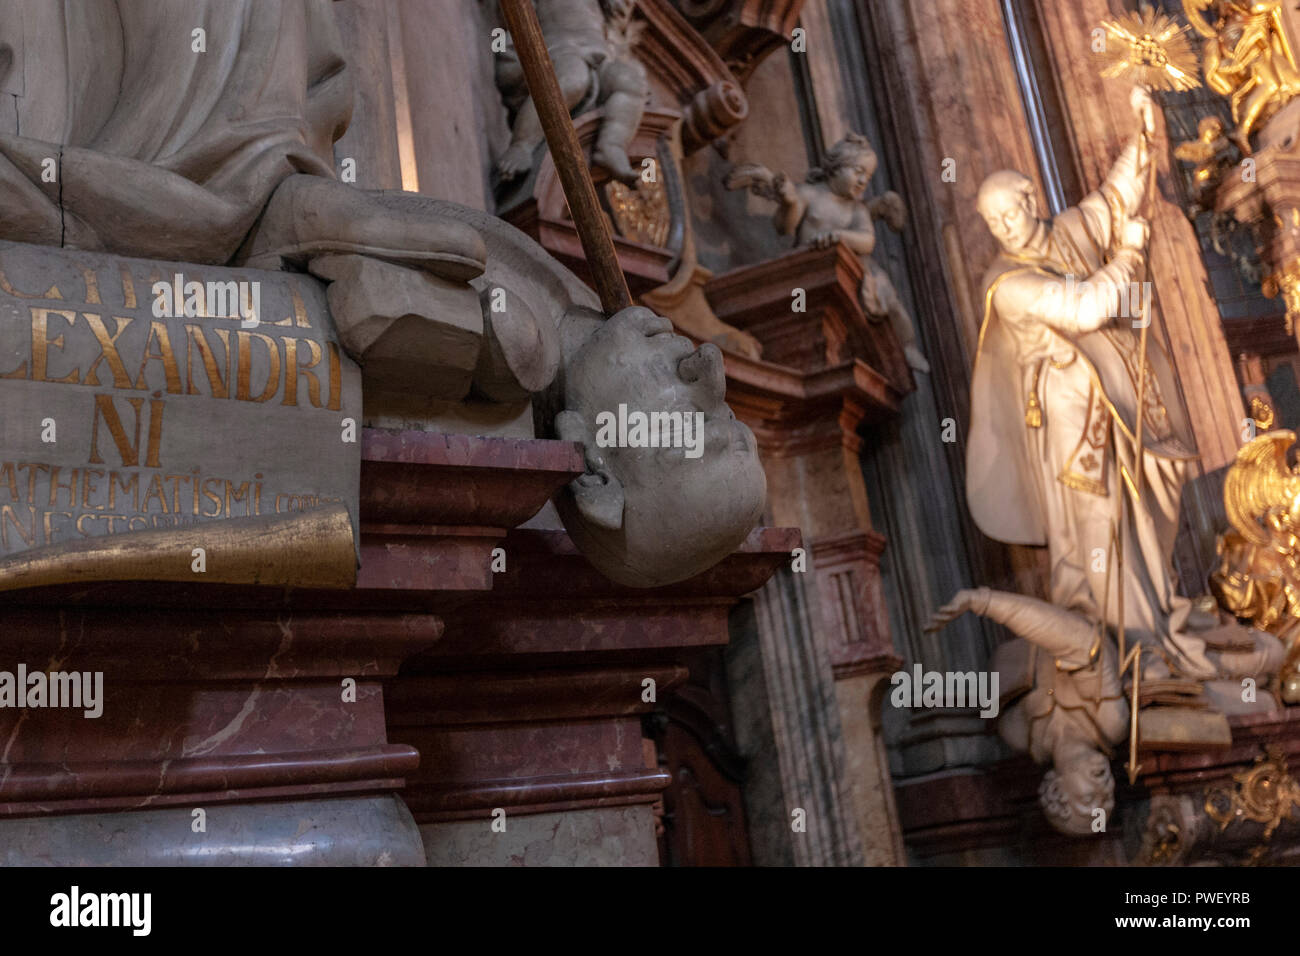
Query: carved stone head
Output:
[[553, 306, 766, 587], [808, 132, 878, 201], [1038, 748, 1115, 836], [977, 170, 1040, 255]]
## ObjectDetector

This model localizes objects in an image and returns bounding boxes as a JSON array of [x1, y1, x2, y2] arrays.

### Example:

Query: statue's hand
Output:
[[924, 587, 992, 633], [775, 173, 799, 204], [1130, 85, 1156, 137], [1120, 215, 1150, 251], [812, 230, 840, 249]]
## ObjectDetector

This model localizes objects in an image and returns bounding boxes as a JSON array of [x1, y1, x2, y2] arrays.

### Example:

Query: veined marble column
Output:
[[734, 567, 867, 866], [707, 243, 911, 864]]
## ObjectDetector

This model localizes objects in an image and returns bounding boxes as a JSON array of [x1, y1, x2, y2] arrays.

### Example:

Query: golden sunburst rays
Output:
[[1096, 7, 1202, 92]]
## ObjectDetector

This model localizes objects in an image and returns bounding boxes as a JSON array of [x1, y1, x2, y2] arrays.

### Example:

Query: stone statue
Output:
[[724, 132, 930, 374], [1184, 0, 1300, 151], [949, 86, 1290, 828], [494, 0, 649, 185], [928, 588, 1128, 837], [548, 306, 766, 586], [0, 0, 766, 589], [426, 200, 767, 587], [969, 85, 1258, 681], [0, 0, 484, 278], [0, 0, 492, 390]]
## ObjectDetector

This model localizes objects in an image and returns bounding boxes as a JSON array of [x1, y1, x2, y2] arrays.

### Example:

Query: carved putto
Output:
[[495, 0, 650, 184], [723, 132, 929, 374]]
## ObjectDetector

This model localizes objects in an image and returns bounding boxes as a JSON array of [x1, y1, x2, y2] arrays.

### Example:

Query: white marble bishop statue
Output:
[[962, 87, 1281, 686], [928, 86, 1285, 833]]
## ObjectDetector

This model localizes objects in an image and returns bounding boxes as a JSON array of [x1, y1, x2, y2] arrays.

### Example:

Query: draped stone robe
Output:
[[0, 0, 351, 265]]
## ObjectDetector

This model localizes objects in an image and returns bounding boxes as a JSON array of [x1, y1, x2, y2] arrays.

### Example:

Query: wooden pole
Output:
[[498, 0, 633, 315], [1130, 118, 1157, 502]]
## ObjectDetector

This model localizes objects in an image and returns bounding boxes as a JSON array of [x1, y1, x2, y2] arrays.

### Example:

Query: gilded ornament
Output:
[[1204, 747, 1300, 841], [606, 176, 671, 248], [1211, 429, 1300, 700], [1098, 8, 1201, 92], [1262, 257, 1300, 335], [1183, 0, 1300, 150]]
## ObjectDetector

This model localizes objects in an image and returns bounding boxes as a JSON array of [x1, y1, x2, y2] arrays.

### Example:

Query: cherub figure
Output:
[[725, 133, 929, 374], [1184, 0, 1300, 151], [1174, 115, 1235, 201], [495, 0, 648, 185]]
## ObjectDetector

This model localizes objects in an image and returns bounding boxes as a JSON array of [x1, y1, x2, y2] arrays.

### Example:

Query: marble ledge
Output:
[[476, 525, 802, 600], [1, 429, 585, 610], [359, 427, 584, 527]]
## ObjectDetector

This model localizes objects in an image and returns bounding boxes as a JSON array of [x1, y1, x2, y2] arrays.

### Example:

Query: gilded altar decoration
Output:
[[1250, 393, 1279, 431], [1205, 747, 1300, 842], [1262, 255, 1300, 335], [1141, 796, 1192, 864], [1097, 7, 1200, 92], [606, 176, 671, 247], [1183, 0, 1300, 150], [1212, 429, 1300, 701], [1174, 116, 1236, 200]]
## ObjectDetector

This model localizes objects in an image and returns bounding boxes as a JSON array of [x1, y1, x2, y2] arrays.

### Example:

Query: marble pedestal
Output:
[[0, 426, 792, 866], [0, 429, 580, 865], [390, 525, 796, 866]]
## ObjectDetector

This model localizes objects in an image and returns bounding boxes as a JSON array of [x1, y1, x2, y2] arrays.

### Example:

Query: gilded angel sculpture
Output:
[[1183, 0, 1300, 149], [1174, 116, 1235, 197], [1212, 429, 1300, 700]]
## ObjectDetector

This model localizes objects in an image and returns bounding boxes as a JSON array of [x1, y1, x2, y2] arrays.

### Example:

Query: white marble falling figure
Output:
[[928, 87, 1287, 834], [927, 588, 1128, 837], [725, 132, 930, 374]]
